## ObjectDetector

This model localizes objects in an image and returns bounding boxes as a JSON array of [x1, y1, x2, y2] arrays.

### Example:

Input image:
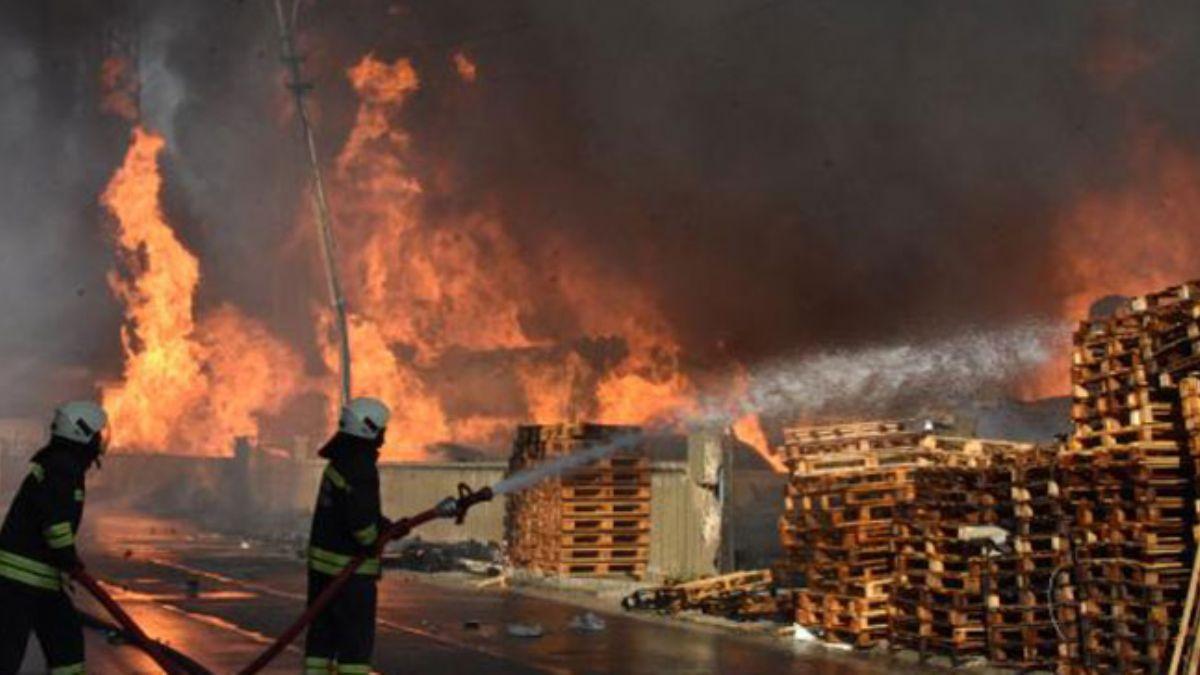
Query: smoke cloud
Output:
[[4, 1, 1199, 440]]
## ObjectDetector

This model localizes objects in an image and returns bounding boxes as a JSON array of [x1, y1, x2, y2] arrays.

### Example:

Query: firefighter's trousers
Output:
[[0, 577, 85, 675], [303, 571, 377, 674]]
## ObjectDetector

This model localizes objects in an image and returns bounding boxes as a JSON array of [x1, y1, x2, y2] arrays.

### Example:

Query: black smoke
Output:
[[2, 0, 1197, 423]]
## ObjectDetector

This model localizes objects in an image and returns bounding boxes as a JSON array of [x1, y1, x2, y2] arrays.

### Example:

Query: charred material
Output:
[[622, 569, 787, 622]]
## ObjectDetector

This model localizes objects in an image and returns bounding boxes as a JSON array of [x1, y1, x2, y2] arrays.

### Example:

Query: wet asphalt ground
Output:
[[20, 510, 903, 674]]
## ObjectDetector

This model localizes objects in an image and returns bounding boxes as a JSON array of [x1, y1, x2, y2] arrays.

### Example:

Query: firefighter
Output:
[[0, 401, 108, 675], [304, 397, 392, 675]]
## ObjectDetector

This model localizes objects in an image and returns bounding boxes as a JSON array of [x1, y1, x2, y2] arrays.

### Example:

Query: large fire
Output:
[[323, 55, 702, 459], [92, 56, 728, 461], [1020, 130, 1200, 399], [101, 127, 303, 456]]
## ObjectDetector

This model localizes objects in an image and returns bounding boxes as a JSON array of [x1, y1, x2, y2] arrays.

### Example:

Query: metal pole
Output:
[[272, 0, 352, 405]]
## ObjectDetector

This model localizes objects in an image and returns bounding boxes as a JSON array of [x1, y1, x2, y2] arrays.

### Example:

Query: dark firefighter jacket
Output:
[[0, 437, 94, 592], [308, 432, 387, 577]]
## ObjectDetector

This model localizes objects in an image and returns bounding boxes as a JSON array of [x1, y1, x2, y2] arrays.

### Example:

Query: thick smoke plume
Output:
[[4, 1, 1200, 449]]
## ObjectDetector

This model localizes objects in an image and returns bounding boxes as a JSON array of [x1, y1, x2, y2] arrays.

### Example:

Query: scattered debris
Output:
[[568, 612, 606, 632], [791, 624, 818, 642], [382, 538, 501, 573], [474, 575, 508, 590], [458, 558, 502, 577], [506, 622, 545, 638], [622, 570, 783, 622]]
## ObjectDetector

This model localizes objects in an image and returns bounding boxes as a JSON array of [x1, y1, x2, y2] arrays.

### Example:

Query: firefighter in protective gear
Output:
[[0, 401, 108, 675], [304, 397, 392, 675]]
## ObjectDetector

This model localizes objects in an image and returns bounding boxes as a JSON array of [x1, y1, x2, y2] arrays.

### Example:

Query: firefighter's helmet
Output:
[[51, 401, 108, 445], [338, 397, 390, 441]]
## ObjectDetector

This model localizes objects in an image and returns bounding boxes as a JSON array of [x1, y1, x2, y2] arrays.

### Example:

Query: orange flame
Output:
[[453, 52, 478, 83], [732, 413, 783, 473], [100, 55, 139, 121], [101, 127, 303, 456], [322, 55, 698, 457], [1023, 129, 1200, 399]]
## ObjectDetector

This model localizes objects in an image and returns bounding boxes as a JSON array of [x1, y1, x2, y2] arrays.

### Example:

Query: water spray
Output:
[[238, 434, 648, 673], [491, 431, 643, 496]]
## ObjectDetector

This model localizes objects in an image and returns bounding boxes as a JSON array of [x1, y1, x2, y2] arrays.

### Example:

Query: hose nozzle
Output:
[[450, 483, 493, 524]]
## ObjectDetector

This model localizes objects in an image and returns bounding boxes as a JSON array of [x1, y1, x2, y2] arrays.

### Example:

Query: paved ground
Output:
[[20, 510, 898, 674]]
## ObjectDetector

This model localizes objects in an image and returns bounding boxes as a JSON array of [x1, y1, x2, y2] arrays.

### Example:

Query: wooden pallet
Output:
[[560, 484, 651, 501], [559, 531, 651, 548], [623, 569, 777, 615], [505, 423, 651, 580], [1061, 286, 1200, 675], [560, 516, 650, 533], [552, 561, 647, 577]]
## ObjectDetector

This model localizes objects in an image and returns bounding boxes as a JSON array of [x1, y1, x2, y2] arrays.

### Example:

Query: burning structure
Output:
[[6, 4, 1200, 671], [8, 2, 1200, 466]]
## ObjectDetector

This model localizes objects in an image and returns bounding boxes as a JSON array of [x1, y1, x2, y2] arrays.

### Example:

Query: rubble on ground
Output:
[[506, 622, 545, 638], [622, 569, 786, 622], [381, 537, 502, 574]]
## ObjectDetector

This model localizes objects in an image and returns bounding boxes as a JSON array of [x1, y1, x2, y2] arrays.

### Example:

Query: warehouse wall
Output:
[[52, 444, 749, 581], [727, 469, 787, 570], [379, 461, 507, 542], [648, 461, 700, 580]]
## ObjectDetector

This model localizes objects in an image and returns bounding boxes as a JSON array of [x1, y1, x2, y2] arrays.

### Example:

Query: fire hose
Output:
[[70, 569, 194, 675], [72, 482, 493, 675], [236, 483, 493, 675]]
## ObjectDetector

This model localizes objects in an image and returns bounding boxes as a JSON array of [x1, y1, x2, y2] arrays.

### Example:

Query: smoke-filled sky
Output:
[[2, 0, 1199, 426]]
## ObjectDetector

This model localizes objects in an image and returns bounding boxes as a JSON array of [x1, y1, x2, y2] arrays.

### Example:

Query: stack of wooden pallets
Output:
[[780, 421, 930, 647], [891, 443, 1066, 670], [1140, 281, 1200, 388], [1060, 283, 1200, 674], [504, 423, 651, 579]]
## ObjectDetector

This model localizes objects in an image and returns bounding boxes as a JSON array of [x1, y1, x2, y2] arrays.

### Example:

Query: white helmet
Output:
[[51, 401, 108, 445], [338, 397, 390, 441]]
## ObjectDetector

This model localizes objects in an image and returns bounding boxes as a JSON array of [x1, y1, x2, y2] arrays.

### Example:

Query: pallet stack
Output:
[[1059, 283, 1200, 674], [504, 423, 651, 579], [1142, 282, 1200, 387], [780, 421, 930, 647], [1172, 376, 1200, 671], [891, 443, 1066, 670]]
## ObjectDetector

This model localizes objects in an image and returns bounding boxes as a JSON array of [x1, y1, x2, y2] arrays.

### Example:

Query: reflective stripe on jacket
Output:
[[0, 547, 63, 590], [307, 434, 386, 579], [0, 446, 86, 591]]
